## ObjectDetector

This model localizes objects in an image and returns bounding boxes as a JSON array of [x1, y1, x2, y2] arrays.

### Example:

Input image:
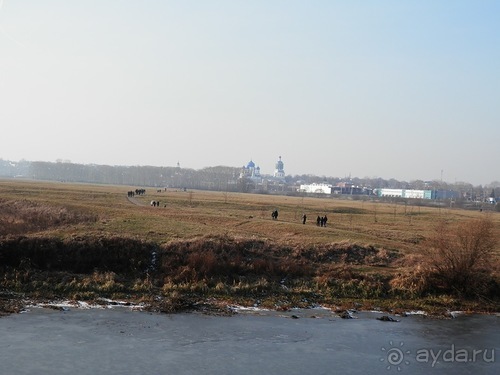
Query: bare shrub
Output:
[[422, 217, 498, 297]]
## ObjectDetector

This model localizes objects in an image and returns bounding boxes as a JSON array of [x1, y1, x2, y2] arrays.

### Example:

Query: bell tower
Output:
[[274, 156, 285, 180]]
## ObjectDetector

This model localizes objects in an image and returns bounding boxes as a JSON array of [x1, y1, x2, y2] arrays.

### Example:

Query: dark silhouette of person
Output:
[[302, 214, 307, 224], [317, 216, 321, 226]]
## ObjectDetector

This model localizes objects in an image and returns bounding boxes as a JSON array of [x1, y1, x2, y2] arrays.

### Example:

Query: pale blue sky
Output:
[[1, 1, 499, 185]]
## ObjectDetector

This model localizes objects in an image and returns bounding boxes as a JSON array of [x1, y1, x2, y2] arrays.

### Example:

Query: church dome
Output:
[[247, 160, 255, 168]]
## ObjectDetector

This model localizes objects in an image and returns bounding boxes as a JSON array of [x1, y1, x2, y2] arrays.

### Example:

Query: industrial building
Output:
[[375, 189, 459, 200]]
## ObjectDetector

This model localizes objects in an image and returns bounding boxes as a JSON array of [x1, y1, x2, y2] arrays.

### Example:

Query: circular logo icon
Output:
[[381, 341, 411, 371]]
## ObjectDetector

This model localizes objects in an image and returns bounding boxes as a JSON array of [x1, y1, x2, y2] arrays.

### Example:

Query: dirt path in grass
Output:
[[127, 196, 145, 206]]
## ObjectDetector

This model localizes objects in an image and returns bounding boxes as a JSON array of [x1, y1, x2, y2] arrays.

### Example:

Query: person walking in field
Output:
[[302, 214, 307, 224]]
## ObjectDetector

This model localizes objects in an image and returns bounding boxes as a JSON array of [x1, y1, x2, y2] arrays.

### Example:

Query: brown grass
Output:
[[0, 178, 499, 314], [0, 198, 97, 236]]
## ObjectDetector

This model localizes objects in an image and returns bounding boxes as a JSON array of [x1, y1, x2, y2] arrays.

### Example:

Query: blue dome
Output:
[[247, 160, 255, 168]]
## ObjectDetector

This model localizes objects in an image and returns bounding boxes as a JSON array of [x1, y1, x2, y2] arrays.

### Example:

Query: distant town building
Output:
[[299, 183, 332, 194], [240, 160, 261, 181], [273, 156, 286, 180], [433, 190, 460, 200], [376, 188, 410, 198], [237, 156, 289, 193], [331, 182, 372, 195], [239, 156, 287, 183], [375, 189, 459, 200]]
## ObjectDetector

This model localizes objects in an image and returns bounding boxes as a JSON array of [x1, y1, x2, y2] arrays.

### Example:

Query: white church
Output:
[[240, 156, 286, 182]]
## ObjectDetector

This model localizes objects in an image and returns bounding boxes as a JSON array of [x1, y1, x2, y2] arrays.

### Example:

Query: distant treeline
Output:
[[0, 159, 498, 199], [26, 161, 243, 191]]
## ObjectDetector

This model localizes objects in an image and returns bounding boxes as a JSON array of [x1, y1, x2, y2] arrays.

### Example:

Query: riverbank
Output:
[[13, 298, 500, 318], [1, 283, 498, 319], [1, 234, 499, 318]]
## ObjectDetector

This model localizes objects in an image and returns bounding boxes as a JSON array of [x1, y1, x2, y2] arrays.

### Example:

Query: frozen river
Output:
[[0, 306, 498, 375]]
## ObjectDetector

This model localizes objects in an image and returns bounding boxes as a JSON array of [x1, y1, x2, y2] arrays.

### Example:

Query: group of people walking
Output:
[[316, 215, 328, 227], [274, 212, 328, 227]]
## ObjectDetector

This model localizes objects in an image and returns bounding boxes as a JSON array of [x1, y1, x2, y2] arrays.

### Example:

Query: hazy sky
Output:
[[1, 1, 499, 185]]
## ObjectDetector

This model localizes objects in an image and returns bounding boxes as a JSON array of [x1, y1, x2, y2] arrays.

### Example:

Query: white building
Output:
[[404, 190, 425, 199], [299, 183, 332, 194], [377, 188, 404, 198], [376, 189, 426, 199]]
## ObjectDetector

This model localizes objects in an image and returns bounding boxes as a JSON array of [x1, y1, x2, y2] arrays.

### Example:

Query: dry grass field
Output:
[[1, 178, 499, 315]]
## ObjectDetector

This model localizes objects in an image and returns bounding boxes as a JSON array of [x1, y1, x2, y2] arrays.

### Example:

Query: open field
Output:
[[1, 179, 499, 316]]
